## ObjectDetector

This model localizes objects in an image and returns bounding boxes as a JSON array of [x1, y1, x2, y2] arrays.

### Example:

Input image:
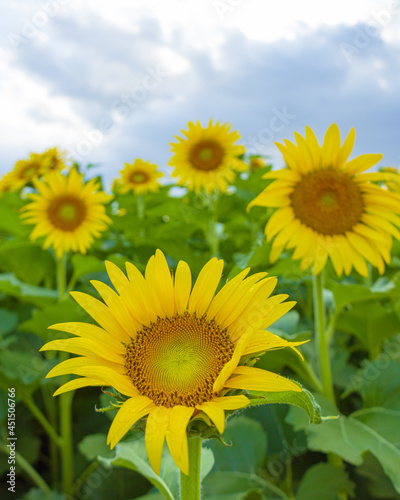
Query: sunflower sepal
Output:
[[187, 418, 232, 446]]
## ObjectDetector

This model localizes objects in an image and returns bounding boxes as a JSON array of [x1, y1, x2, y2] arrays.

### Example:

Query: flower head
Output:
[[380, 166, 400, 193], [39, 147, 68, 174], [116, 159, 163, 195], [9, 153, 44, 190], [21, 168, 112, 258], [41, 250, 305, 474], [248, 124, 400, 277], [169, 120, 247, 194], [0, 172, 14, 195]]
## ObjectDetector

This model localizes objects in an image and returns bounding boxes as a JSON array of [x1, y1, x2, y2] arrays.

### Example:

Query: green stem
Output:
[[180, 437, 202, 500], [301, 359, 324, 394], [312, 272, 347, 499], [60, 363, 74, 495], [0, 442, 51, 494], [137, 194, 145, 220], [207, 192, 220, 257], [41, 385, 59, 486], [57, 253, 74, 495], [72, 460, 100, 497], [312, 271, 335, 402], [25, 396, 62, 446], [56, 253, 67, 300]]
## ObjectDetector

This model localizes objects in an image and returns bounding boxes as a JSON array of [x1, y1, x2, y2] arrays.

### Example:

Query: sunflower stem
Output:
[[25, 396, 62, 446], [56, 253, 67, 300], [207, 192, 220, 257], [313, 271, 347, 499], [59, 369, 74, 495], [137, 194, 145, 220], [180, 437, 202, 500], [312, 271, 335, 402], [56, 253, 75, 495]]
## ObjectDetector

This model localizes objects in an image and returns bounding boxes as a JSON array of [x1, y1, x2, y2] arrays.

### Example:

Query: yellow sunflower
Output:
[[40, 250, 305, 475], [169, 120, 247, 194], [0, 172, 14, 195], [40, 147, 68, 174], [380, 166, 400, 193], [9, 153, 44, 190], [248, 124, 400, 277], [21, 168, 112, 258], [249, 155, 268, 172], [117, 159, 163, 195]]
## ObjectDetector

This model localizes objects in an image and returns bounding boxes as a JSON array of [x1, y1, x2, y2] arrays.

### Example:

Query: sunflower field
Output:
[[1, 122, 400, 500]]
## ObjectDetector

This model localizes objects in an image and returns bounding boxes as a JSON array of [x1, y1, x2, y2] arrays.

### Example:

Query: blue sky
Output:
[[1, 0, 400, 185]]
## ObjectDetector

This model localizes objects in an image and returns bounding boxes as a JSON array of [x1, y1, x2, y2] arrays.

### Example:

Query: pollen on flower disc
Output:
[[290, 169, 364, 235], [124, 312, 235, 407]]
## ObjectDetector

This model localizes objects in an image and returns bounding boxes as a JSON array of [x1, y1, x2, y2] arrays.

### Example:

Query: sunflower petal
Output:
[[225, 366, 301, 392], [165, 406, 194, 475], [107, 397, 154, 449]]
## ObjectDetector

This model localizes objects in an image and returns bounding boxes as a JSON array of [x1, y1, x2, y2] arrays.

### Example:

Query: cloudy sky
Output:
[[1, 0, 400, 185]]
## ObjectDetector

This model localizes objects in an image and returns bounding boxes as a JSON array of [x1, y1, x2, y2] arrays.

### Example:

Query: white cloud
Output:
[[1, 0, 400, 183]]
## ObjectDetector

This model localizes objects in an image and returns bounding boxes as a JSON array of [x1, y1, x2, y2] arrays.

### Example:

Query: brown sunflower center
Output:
[[129, 171, 149, 184], [47, 196, 87, 231], [124, 312, 235, 407], [189, 140, 224, 171], [290, 169, 364, 235]]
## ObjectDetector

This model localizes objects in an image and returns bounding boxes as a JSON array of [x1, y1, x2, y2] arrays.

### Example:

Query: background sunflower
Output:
[[248, 124, 400, 276], [169, 120, 247, 194], [20, 168, 112, 257]]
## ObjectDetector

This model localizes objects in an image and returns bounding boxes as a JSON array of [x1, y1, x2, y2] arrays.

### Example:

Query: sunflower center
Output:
[[129, 171, 149, 184], [290, 169, 364, 235], [47, 196, 87, 231], [124, 312, 235, 407], [21, 163, 41, 179], [189, 140, 224, 171]]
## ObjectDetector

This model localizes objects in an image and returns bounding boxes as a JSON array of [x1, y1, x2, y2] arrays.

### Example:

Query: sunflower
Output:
[[40, 147, 68, 174], [41, 250, 305, 475], [249, 155, 268, 172], [380, 167, 400, 193], [169, 120, 247, 194], [21, 168, 112, 258], [248, 124, 400, 277], [117, 159, 163, 195], [0, 172, 14, 195], [9, 153, 44, 190]]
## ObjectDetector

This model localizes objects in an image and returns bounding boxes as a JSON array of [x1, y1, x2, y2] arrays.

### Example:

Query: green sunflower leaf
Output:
[[98, 433, 214, 500], [247, 383, 322, 425], [296, 463, 354, 500], [0, 273, 58, 307]]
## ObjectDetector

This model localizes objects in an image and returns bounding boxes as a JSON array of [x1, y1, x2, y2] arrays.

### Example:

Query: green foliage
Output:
[[99, 431, 214, 500], [1, 164, 400, 499], [247, 384, 321, 424], [207, 416, 267, 473], [296, 463, 354, 500]]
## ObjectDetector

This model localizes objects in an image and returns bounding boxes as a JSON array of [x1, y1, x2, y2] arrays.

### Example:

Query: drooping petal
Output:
[[107, 396, 155, 449], [165, 406, 195, 475], [145, 406, 171, 475]]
